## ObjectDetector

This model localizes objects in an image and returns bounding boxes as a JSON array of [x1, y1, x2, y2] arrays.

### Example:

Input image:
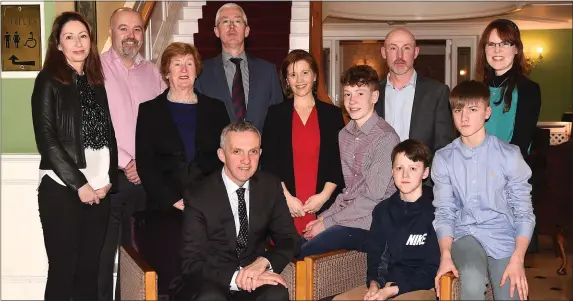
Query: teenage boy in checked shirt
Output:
[[299, 65, 400, 258], [433, 80, 535, 301]]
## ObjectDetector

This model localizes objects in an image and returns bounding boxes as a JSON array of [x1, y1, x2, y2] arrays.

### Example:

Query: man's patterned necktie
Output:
[[236, 187, 248, 257], [230, 58, 246, 121]]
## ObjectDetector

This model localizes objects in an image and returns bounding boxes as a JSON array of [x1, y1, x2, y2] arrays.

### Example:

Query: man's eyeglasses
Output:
[[219, 19, 245, 27], [485, 41, 514, 49]]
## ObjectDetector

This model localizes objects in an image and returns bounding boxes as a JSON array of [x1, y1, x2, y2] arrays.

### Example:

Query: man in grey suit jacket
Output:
[[375, 28, 453, 155], [195, 3, 283, 133]]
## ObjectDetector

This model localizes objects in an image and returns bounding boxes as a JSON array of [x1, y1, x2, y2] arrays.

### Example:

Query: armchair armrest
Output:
[[439, 272, 457, 300], [439, 272, 493, 300], [279, 259, 307, 300], [119, 245, 158, 300], [303, 250, 367, 300]]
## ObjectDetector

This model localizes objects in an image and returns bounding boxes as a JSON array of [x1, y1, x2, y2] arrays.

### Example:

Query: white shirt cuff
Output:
[[230, 268, 241, 291]]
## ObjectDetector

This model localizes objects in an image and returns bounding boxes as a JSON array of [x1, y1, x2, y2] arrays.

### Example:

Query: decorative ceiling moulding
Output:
[[323, 22, 487, 39], [323, 2, 525, 22], [322, 18, 571, 38]]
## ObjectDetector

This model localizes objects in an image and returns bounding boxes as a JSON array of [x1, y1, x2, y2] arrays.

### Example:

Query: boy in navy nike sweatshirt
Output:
[[325, 139, 440, 301]]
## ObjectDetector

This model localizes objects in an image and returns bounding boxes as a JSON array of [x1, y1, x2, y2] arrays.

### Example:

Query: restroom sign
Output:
[[1, 4, 42, 71]]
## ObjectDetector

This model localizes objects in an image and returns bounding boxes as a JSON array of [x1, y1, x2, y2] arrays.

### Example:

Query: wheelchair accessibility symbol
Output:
[[24, 31, 36, 48]]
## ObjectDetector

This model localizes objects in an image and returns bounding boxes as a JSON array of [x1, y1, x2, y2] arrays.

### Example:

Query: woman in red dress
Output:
[[262, 50, 345, 235]]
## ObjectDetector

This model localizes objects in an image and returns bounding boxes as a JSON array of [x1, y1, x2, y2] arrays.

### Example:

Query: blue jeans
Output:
[[298, 225, 370, 259], [452, 235, 520, 300]]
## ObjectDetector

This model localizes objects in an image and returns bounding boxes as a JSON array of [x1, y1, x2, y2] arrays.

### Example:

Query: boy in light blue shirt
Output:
[[432, 80, 535, 301]]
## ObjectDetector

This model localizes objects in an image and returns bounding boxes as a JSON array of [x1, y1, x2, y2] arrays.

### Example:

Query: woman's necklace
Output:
[[491, 77, 509, 96], [167, 91, 197, 104]]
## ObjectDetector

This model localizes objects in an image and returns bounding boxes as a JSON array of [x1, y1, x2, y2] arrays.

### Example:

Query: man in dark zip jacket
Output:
[[325, 139, 439, 300]]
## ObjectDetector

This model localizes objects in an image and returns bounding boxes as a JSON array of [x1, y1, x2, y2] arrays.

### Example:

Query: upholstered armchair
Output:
[[119, 245, 158, 300], [119, 245, 305, 300], [300, 250, 367, 300], [301, 250, 500, 301]]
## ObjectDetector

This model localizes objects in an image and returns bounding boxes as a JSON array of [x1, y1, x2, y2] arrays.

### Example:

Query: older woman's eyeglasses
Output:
[[485, 41, 514, 50]]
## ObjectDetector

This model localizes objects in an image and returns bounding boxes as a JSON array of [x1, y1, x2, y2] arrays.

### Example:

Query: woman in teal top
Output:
[[476, 19, 541, 158]]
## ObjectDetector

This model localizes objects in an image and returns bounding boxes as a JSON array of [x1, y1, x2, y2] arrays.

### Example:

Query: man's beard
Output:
[[390, 59, 411, 75], [120, 38, 140, 58]]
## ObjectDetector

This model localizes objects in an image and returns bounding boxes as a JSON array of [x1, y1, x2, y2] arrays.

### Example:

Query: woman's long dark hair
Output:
[[42, 11, 104, 86], [476, 19, 528, 113]]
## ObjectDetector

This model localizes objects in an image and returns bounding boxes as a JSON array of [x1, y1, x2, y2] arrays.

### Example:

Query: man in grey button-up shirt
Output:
[[195, 3, 283, 133]]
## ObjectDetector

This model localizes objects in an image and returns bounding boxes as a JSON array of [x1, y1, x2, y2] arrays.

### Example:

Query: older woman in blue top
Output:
[[476, 19, 541, 159], [135, 42, 229, 295]]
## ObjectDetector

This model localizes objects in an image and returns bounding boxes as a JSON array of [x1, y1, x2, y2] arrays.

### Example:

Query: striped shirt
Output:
[[320, 113, 400, 230]]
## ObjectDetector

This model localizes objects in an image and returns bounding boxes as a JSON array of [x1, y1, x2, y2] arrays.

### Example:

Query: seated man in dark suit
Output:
[[173, 121, 301, 301], [376, 28, 453, 156], [195, 3, 283, 133]]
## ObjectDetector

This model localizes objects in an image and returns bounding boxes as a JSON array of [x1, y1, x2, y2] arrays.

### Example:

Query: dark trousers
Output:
[[139, 209, 183, 296], [98, 171, 146, 301], [39, 176, 110, 301], [191, 279, 289, 301], [298, 225, 370, 258]]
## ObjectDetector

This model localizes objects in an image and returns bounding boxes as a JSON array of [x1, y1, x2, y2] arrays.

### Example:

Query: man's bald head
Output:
[[384, 28, 416, 47], [382, 27, 419, 77], [109, 7, 142, 27]]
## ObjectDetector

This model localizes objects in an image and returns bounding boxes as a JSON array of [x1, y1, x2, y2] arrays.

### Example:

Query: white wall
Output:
[[290, 1, 310, 51], [1, 155, 47, 299]]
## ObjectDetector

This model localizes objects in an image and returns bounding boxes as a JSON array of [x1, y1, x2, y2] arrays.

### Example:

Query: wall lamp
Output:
[[526, 47, 544, 68]]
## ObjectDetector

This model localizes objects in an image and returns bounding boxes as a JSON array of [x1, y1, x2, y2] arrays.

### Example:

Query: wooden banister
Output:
[[132, 1, 156, 28], [309, 2, 332, 105], [139, 1, 156, 28], [310, 2, 350, 123]]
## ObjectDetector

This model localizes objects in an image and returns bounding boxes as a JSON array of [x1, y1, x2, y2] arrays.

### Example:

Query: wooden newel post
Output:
[[309, 2, 332, 105]]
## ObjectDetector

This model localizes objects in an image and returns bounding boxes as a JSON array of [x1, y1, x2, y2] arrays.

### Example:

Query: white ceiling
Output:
[[323, 2, 572, 30]]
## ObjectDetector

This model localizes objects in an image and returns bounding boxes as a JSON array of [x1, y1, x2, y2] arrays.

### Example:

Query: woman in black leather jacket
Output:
[[31, 12, 117, 301]]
